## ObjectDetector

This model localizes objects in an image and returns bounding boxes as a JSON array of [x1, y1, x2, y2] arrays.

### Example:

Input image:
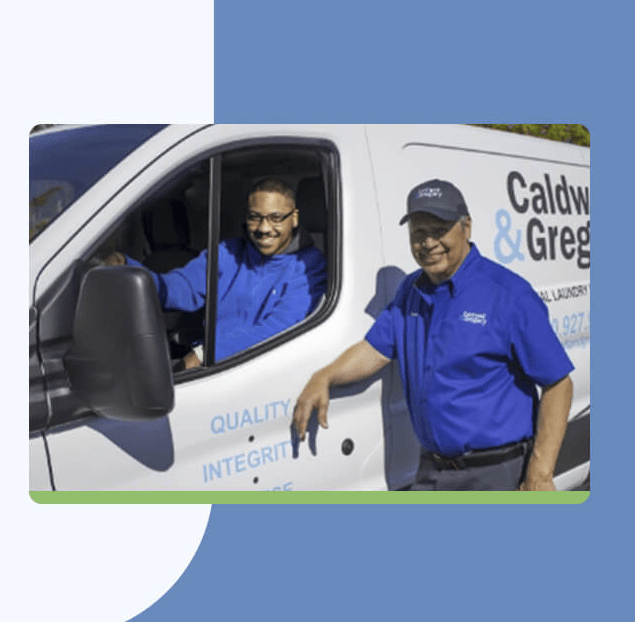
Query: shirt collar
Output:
[[448, 243, 480, 294]]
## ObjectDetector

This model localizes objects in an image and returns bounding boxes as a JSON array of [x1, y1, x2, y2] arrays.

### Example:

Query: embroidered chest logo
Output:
[[461, 311, 487, 326]]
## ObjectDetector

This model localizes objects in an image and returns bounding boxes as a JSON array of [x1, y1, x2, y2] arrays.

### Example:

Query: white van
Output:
[[29, 124, 590, 491]]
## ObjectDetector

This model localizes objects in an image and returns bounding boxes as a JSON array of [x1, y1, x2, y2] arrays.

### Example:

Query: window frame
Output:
[[177, 136, 342, 381]]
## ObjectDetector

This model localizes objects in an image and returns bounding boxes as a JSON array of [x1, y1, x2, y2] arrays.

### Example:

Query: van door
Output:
[[32, 124, 389, 491]]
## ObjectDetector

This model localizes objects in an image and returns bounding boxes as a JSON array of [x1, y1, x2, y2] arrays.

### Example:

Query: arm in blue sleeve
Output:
[[125, 251, 209, 312], [510, 290, 574, 387], [215, 252, 327, 360], [364, 276, 412, 360], [365, 309, 397, 361]]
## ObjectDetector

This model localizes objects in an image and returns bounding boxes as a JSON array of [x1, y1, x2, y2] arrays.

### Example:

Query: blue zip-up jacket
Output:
[[126, 231, 327, 361]]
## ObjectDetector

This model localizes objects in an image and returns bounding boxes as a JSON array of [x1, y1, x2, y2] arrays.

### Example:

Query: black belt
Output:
[[424, 439, 533, 470]]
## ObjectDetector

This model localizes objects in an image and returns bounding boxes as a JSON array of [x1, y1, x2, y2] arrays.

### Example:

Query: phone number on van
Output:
[[551, 312, 590, 349]]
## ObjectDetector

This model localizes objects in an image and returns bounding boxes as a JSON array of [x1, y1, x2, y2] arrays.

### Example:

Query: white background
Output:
[[5, 1, 213, 620]]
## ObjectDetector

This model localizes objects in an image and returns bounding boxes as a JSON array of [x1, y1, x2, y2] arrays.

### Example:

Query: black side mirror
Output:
[[65, 266, 174, 421]]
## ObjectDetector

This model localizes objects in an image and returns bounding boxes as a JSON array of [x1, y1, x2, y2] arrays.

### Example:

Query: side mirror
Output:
[[65, 266, 174, 421]]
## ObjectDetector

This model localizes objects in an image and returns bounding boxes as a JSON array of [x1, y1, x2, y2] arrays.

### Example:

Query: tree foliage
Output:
[[471, 124, 590, 147]]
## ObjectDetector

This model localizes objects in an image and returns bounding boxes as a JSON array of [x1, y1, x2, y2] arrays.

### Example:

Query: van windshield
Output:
[[29, 124, 168, 242]]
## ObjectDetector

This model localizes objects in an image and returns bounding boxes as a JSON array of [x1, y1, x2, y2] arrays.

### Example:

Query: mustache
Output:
[[251, 231, 278, 239]]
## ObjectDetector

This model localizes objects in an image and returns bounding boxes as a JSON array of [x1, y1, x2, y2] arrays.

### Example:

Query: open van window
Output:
[[90, 142, 336, 376]]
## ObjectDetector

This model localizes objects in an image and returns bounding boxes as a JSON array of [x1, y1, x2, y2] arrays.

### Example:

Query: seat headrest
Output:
[[296, 177, 327, 231]]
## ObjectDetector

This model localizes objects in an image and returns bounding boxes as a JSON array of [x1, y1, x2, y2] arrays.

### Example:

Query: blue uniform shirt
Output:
[[126, 235, 327, 361], [365, 244, 574, 456]]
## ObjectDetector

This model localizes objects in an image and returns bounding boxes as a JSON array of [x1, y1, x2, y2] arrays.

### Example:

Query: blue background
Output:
[[135, 1, 628, 619]]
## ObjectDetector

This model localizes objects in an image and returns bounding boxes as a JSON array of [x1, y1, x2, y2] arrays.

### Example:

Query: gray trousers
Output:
[[409, 450, 529, 491]]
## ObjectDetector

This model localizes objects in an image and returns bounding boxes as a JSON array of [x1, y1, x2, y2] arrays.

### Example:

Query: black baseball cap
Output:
[[400, 179, 469, 225]]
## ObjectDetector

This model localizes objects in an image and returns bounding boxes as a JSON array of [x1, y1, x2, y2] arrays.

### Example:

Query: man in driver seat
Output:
[[106, 179, 327, 367]]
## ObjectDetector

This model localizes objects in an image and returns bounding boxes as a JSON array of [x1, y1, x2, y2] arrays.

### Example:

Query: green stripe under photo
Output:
[[31, 491, 590, 504]]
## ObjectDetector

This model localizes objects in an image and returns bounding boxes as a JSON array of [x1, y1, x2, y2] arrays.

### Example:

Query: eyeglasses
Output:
[[246, 210, 296, 226], [409, 221, 457, 245]]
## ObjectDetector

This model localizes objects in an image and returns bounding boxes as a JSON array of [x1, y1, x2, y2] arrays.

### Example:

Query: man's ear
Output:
[[462, 216, 472, 238]]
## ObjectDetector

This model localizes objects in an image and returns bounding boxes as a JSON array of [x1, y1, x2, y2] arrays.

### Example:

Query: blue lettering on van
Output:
[[210, 399, 292, 435], [550, 311, 590, 349], [561, 334, 590, 350], [240, 409, 253, 427], [494, 209, 524, 264], [202, 440, 293, 483], [268, 481, 294, 491]]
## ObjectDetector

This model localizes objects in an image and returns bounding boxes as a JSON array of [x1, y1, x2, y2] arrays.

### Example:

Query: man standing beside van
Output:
[[106, 179, 327, 366], [293, 179, 573, 491]]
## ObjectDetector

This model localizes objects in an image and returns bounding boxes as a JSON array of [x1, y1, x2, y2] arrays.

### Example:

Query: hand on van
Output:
[[294, 371, 331, 441], [293, 340, 391, 441]]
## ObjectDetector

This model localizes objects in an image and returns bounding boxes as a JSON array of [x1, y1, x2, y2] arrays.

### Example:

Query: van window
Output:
[[91, 141, 338, 375], [29, 125, 167, 241]]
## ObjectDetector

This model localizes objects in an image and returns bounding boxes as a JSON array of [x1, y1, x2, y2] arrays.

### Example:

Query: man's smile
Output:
[[420, 250, 445, 263], [254, 234, 277, 245]]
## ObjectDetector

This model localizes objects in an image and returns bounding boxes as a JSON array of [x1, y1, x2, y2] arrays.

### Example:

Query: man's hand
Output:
[[293, 371, 330, 441], [102, 251, 126, 266], [518, 375, 572, 491], [183, 350, 202, 369], [292, 341, 391, 443]]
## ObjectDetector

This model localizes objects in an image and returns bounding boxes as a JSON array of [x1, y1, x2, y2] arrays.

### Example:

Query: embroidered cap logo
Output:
[[418, 187, 443, 199]]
